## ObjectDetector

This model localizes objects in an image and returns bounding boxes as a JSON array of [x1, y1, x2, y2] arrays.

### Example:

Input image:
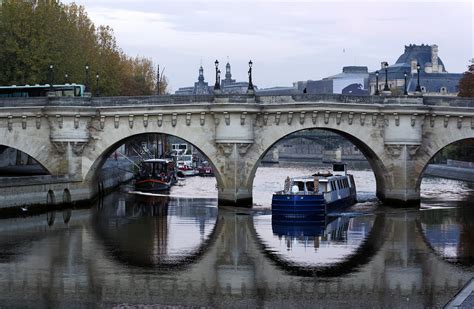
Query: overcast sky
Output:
[[63, 0, 473, 91]]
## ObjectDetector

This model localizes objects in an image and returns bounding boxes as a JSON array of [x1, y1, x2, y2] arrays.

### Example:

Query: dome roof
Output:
[[395, 44, 446, 71]]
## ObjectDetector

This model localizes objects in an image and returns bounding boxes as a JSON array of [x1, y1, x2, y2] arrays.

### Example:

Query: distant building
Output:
[[294, 66, 370, 95], [256, 86, 299, 95], [175, 62, 258, 95], [369, 44, 462, 96], [175, 66, 212, 95]]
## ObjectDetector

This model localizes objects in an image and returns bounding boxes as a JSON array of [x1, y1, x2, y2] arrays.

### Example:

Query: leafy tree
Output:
[[0, 0, 168, 96], [458, 63, 474, 97]]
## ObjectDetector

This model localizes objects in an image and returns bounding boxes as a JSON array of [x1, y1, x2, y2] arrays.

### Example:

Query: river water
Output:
[[0, 167, 473, 308]]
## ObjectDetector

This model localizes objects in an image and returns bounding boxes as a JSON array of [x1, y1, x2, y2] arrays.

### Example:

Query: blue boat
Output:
[[271, 163, 357, 218]]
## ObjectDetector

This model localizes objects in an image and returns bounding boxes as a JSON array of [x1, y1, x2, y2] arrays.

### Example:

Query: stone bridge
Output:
[[0, 94, 473, 207]]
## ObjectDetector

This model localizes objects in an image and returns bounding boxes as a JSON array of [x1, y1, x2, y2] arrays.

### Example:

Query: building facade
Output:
[[369, 44, 462, 96], [295, 66, 370, 95]]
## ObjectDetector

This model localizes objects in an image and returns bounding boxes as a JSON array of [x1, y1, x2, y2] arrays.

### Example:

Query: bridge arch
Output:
[[0, 143, 54, 175], [83, 129, 223, 188], [415, 134, 474, 189], [246, 125, 389, 202]]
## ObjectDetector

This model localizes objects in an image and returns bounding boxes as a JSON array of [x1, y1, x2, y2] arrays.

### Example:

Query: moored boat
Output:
[[135, 159, 177, 192], [197, 161, 214, 176], [175, 154, 199, 176], [271, 163, 357, 219]]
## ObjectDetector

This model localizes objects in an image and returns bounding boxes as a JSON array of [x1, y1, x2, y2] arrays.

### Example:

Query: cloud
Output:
[[62, 0, 473, 90]]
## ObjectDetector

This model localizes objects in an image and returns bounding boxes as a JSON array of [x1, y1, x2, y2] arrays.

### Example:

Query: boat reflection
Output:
[[271, 214, 369, 252], [92, 193, 218, 270], [255, 213, 383, 277]]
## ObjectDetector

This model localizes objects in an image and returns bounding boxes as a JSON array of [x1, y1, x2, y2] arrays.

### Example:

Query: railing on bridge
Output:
[[0, 93, 472, 108]]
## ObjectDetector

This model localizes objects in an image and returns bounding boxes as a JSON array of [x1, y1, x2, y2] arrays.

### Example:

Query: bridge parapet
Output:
[[1, 93, 472, 108]]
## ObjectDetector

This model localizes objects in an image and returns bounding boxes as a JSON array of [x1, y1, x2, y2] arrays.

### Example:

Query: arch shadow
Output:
[[251, 214, 386, 277], [416, 206, 474, 267], [91, 194, 222, 272]]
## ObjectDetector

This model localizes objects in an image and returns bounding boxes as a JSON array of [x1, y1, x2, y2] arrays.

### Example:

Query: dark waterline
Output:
[[0, 172, 472, 307]]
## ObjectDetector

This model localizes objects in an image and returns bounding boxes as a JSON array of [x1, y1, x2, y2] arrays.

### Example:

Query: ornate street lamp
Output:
[[156, 64, 160, 95], [415, 63, 421, 92], [214, 60, 220, 90], [95, 73, 100, 97], [48, 64, 54, 90], [383, 62, 389, 91], [403, 71, 408, 95], [374, 70, 380, 95], [247, 60, 254, 92], [217, 69, 221, 87], [64, 73, 69, 84], [85, 63, 90, 92]]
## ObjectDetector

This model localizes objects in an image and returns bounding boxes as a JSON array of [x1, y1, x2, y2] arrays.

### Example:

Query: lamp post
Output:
[[48, 64, 54, 90], [415, 63, 421, 92], [403, 71, 408, 95], [247, 60, 254, 92], [217, 69, 221, 87], [85, 63, 90, 93], [374, 71, 380, 95], [214, 60, 220, 91], [95, 73, 100, 97], [383, 62, 389, 91], [64, 73, 69, 84], [156, 64, 160, 95]]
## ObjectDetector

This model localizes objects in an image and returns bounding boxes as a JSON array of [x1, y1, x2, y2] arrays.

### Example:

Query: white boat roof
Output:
[[291, 174, 348, 182], [142, 159, 173, 164]]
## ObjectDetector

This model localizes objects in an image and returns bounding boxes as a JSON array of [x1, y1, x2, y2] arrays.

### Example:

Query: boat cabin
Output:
[[272, 163, 357, 216], [281, 163, 354, 196], [138, 159, 175, 178]]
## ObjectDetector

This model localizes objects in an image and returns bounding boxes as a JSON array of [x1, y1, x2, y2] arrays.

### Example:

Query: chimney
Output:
[[431, 44, 439, 73], [411, 60, 418, 74]]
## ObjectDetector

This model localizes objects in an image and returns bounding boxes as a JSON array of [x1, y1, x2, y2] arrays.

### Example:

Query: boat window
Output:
[[306, 181, 315, 192], [333, 163, 345, 172], [294, 181, 305, 192]]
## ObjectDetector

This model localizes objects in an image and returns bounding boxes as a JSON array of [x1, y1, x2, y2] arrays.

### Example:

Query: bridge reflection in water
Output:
[[0, 191, 472, 307]]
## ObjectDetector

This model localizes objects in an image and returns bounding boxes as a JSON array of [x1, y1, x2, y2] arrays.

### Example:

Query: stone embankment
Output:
[[0, 158, 133, 209], [424, 160, 474, 182]]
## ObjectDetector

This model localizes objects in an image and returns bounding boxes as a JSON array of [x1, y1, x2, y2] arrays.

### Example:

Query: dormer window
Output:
[[421, 86, 426, 93], [440, 87, 447, 94]]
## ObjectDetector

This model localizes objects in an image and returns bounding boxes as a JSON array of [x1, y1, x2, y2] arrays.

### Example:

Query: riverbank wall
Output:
[[0, 159, 133, 209], [424, 160, 474, 183]]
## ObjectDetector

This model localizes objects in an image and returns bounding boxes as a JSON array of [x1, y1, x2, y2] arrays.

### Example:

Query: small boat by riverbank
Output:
[[197, 161, 214, 177], [175, 154, 199, 176], [271, 163, 357, 219], [134, 159, 177, 192]]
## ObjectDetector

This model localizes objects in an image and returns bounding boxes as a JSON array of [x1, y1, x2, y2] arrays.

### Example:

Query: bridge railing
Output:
[[422, 96, 474, 107], [0, 93, 472, 107]]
